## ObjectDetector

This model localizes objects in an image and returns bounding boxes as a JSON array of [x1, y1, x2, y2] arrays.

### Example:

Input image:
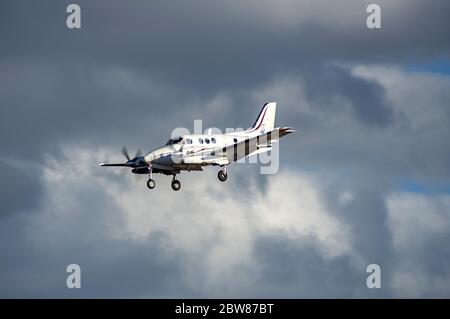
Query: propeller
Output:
[[100, 146, 145, 168], [121, 146, 143, 162], [121, 146, 131, 161], [135, 149, 142, 158]]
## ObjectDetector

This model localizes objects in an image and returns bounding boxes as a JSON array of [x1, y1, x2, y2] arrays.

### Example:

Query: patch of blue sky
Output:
[[398, 179, 450, 195], [406, 58, 450, 76]]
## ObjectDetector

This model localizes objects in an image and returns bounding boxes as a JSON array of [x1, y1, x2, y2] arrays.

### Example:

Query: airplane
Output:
[[100, 102, 295, 191]]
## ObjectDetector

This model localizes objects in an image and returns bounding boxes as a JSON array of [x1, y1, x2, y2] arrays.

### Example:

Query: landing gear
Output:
[[147, 164, 155, 190], [147, 179, 156, 189], [171, 175, 181, 191], [218, 166, 228, 182]]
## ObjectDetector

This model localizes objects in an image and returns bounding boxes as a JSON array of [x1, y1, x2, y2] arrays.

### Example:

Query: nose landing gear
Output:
[[147, 164, 156, 190]]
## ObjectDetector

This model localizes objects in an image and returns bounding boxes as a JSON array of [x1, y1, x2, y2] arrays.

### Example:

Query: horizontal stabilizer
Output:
[[279, 127, 296, 138]]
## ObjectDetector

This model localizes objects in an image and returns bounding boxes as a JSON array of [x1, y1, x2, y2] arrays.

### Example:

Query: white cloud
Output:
[[387, 192, 450, 297], [36, 144, 354, 296], [387, 192, 450, 250]]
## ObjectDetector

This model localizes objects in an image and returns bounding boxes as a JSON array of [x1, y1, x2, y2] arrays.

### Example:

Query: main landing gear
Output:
[[147, 178, 156, 189], [218, 166, 228, 182], [171, 175, 181, 191]]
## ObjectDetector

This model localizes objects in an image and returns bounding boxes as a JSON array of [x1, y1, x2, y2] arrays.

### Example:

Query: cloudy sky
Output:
[[1, 0, 450, 298]]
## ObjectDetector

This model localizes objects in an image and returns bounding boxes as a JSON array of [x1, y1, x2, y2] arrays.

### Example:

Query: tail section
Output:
[[249, 102, 277, 134]]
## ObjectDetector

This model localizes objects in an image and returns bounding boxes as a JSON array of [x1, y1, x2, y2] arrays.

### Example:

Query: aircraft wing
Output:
[[99, 163, 129, 167], [216, 127, 296, 164]]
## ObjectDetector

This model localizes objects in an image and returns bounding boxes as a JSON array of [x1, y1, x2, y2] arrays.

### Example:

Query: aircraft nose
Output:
[[144, 145, 175, 164], [144, 152, 156, 163]]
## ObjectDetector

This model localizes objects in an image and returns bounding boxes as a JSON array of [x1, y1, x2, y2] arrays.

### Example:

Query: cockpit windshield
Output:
[[165, 137, 183, 145]]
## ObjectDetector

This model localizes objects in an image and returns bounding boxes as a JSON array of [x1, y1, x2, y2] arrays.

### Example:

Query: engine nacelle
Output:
[[132, 167, 149, 174]]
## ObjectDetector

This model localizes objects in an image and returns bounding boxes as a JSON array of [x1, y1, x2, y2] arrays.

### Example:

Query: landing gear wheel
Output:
[[171, 179, 181, 191], [147, 179, 156, 189], [218, 170, 228, 182]]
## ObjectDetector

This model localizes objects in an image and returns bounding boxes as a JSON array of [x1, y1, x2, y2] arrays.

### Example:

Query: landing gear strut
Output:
[[171, 175, 181, 191], [147, 164, 155, 190], [218, 166, 228, 182]]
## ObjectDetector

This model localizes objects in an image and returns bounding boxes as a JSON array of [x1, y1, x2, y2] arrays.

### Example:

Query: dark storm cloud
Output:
[[300, 65, 393, 126], [252, 235, 374, 298], [0, 173, 192, 298], [0, 161, 42, 218], [1, 0, 449, 159], [0, 219, 192, 298], [0, 60, 186, 158], [1, 0, 450, 298]]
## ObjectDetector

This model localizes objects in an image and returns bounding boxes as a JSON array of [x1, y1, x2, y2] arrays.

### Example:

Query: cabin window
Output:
[[186, 138, 193, 144], [205, 138, 210, 144], [233, 138, 238, 143], [211, 138, 216, 144], [198, 138, 204, 144]]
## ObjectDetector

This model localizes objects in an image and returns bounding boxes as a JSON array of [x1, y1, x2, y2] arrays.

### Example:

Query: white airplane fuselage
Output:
[[146, 131, 264, 167]]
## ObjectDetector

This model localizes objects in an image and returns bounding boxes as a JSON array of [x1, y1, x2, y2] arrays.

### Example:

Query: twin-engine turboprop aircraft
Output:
[[100, 102, 295, 191]]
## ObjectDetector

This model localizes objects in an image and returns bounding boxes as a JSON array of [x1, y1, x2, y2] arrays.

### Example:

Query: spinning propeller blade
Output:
[[135, 149, 142, 159], [121, 146, 131, 161]]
